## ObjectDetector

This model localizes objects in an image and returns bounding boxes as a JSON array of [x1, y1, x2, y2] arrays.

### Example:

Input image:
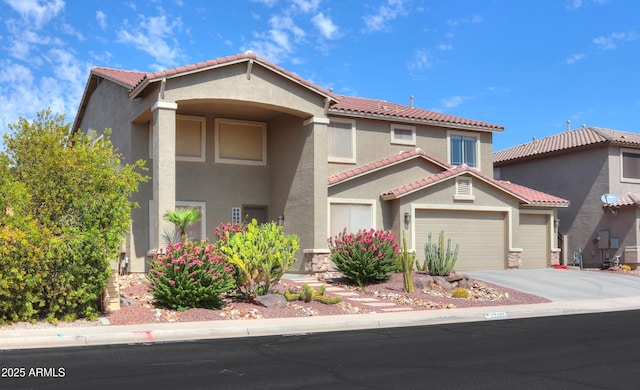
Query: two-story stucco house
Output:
[[73, 52, 568, 273], [494, 125, 640, 269]]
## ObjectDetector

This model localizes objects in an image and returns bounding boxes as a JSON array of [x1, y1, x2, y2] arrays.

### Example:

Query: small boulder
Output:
[[445, 274, 464, 283], [254, 293, 288, 308], [414, 276, 434, 289], [434, 276, 454, 291]]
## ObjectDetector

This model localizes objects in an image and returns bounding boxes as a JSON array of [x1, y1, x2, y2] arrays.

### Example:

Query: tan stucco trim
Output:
[[152, 101, 178, 111], [303, 116, 330, 126]]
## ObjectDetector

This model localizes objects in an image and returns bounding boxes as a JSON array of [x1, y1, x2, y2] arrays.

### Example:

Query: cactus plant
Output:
[[400, 230, 415, 293], [420, 231, 459, 276], [284, 283, 342, 305], [451, 287, 469, 299]]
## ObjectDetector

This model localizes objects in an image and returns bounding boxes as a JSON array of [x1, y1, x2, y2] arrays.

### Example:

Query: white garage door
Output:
[[517, 214, 548, 269], [415, 209, 506, 271]]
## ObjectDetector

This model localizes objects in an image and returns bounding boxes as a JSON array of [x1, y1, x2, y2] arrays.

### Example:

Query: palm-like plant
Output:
[[163, 207, 202, 242]]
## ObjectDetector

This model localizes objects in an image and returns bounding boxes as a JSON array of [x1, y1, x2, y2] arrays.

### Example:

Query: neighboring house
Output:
[[494, 125, 640, 268], [72, 52, 568, 273]]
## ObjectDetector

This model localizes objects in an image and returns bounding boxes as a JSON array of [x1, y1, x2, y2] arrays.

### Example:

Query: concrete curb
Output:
[[3, 297, 640, 350]]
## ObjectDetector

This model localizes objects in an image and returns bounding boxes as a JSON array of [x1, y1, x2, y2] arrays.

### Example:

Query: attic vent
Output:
[[454, 177, 475, 201]]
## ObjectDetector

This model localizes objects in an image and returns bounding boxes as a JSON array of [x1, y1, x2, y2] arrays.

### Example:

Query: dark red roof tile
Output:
[[328, 148, 451, 186], [494, 126, 640, 164], [329, 95, 503, 131], [381, 165, 569, 206]]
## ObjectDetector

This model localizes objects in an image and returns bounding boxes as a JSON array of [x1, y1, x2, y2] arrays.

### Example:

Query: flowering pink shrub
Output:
[[214, 222, 247, 242], [328, 228, 400, 288], [148, 240, 236, 310]]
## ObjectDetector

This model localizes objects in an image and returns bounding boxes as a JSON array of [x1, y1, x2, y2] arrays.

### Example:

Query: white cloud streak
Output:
[[117, 13, 185, 70], [312, 12, 339, 40], [362, 0, 408, 33]]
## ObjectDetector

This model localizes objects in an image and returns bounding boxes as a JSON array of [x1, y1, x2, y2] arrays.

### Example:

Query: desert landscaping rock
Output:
[[254, 294, 288, 308]]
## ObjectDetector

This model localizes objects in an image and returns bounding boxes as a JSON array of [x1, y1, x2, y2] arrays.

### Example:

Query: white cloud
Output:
[[436, 43, 453, 51], [117, 13, 185, 70], [593, 31, 638, 50], [241, 12, 308, 63], [5, 0, 64, 29], [567, 0, 609, 9], [312, 12, 339, 40], [292, 0, 320, 13], [407, 49, 431, 72], [441, 95, 466, 108], [252, 0, 279, 7], [565, 53, 585, 65], [447, 15, 482, 27], [362, 0, 408, 33], [96, 11, 107, 30]]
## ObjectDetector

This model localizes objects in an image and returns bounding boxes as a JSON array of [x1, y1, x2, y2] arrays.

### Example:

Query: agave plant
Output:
[[163, 207, 202, 242]]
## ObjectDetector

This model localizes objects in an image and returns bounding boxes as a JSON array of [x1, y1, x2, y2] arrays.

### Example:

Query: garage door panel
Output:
[[518, 214, 548, 269], [415, 210, 506, 271]]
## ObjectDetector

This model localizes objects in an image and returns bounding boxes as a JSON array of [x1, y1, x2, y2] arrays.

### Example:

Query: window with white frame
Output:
[[328, 119, 356, 163], [176, 115, 206, 161], [390, 124, 416, 146], [449, 133, 478, 168], [621, 148, 640, 182], [329, 200, 374, 238], [215, 118, 267, 165]]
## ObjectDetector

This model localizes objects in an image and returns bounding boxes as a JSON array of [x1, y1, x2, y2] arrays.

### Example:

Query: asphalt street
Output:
[[2, 310, 640, 390]]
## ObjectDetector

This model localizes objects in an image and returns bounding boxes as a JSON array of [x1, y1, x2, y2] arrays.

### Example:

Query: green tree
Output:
[[164, 207, 202, 242], [0, 109, 147, 323]]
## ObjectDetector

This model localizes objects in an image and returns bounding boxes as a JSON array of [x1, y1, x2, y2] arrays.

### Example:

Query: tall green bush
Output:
[[328, 228, 400, 288], [0, 109, 147, 323], [218, 219, 299, 299]]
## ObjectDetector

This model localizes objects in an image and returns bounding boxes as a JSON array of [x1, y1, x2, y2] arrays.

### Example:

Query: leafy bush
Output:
[[218, 219, 299, 299], [420, 231, 459, 276], [148, 241, 236, 310], [0, 110, 146, 323], [328, 228, 400, 288]]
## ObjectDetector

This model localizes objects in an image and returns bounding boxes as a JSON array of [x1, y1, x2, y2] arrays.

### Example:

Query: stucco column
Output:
[[151, 101, 177, 251], [311, 119, 329, 249]]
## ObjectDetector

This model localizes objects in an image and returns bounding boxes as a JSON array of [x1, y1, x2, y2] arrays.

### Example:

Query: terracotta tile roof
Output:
[[87, 53, 502, 132], [329, 95, 503, 132], [90, 52, 333, 98], [381, 165, 570, 207], [327, 148, 451, 186], [607, 193, 640, 208], [91, 67, 147, 89], [494, 126, 640, 164]]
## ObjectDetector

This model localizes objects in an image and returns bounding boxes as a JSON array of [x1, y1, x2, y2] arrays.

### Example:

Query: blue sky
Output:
[[0, 0, 638, 151]]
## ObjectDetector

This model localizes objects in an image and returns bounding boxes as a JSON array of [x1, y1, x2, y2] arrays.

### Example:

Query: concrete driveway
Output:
[[465, 268, 640, 301]]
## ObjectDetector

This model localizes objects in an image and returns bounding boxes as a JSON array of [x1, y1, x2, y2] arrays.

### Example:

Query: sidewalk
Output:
[[3, 296, 640, 350]]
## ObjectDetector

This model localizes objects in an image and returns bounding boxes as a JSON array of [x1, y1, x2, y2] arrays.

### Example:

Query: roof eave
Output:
[[328, 109, 503, 133]]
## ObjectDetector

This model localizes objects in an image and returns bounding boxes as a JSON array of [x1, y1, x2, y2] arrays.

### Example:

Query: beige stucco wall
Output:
[[78, 63, 331, 272], [327, 116, 496, 177], [496, 146, 610, 267]]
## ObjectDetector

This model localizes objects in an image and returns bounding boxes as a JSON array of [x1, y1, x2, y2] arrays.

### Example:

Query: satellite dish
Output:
[[601, 193, 619, 205]]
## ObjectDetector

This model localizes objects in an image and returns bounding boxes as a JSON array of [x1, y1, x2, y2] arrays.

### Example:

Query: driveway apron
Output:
[[465, 268, 640, 302]]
